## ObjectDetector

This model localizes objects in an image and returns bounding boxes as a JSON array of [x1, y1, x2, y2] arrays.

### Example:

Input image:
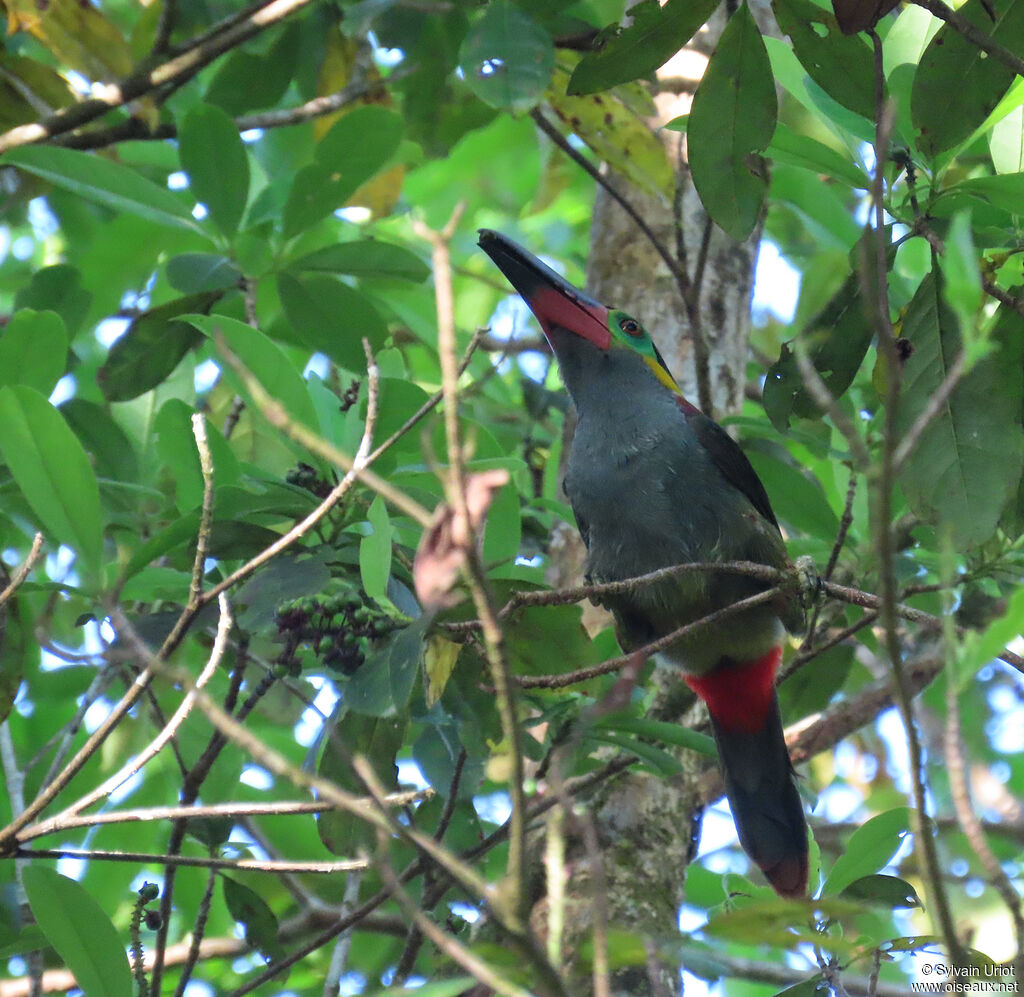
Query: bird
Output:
[[478, 229, 809, 898]]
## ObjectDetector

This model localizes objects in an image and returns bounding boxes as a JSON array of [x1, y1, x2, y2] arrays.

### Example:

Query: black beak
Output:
[[478, 229, 612, 350]]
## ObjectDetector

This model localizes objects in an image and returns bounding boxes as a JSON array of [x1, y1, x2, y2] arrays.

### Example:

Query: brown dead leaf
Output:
[[413, 470, 510, 610]]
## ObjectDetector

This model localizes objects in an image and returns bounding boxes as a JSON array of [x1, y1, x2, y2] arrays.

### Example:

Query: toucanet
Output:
[[479, 229, 809, 898]]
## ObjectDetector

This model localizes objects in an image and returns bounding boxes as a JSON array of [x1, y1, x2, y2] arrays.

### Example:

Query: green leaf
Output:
[[60, 399, 139, 486], [0, 310, 68, 395], [912, 0, 1024, 157], [936, 173, 1024, 217], [707, 896, 863, 955], [235, 553, 332, 631], [688, 4, 777, 240], [154, 398, 241, 512], [290, 240, 429, 282], [204, 21, 300, 115], [0, 925, 48, 960], [413, 721, 485, 799], [585, 731, 684, 776], [567, 0, 719, 95], [763, 271, 873, 431], [179, 104, 250, 238], [166, 253, 243, 293], [593, 716, 717, 758], [768, 122, 871, 189], [840, 874, 922, 908], [957, 586, 1024, 685], [769, 978, 826, 997], [778, 644, 855, 720], [482, 481, 521, 565], [345, 616, 429, 717], [459, 0, 553, 113], [318, 709, 404, 855], [13, 264, 91, 335], [506, 604, 601, 675], [185, 816, 235, 850], [98, 291, 222, 402], [364, 980, 477, 997], [183, 313, 319, 433], [277, 272, 388, 370], [746, 449, 839, 539], [989, 101, 1024, 174], [282, 107, 403, 237], [772, 0, 878, 120], [822, 807, 914, 895], [770, 165, 862, 250], [3, 145, 199, 232], [22, 867, 132, 997], [895, 276, 1024, 547], [360, 495, 394, 606], [221, 876, 284, 962], [939, 211, 982, 332], [0, 386, 103, 573]]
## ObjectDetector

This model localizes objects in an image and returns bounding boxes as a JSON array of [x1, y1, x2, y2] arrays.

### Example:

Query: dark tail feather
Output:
[[709, 693, 809, 897]]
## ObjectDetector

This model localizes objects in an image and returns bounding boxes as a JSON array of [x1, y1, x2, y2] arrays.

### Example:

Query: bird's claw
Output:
[[793, 555, 822, 610]]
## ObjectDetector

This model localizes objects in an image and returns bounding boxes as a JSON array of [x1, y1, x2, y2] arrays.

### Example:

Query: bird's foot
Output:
[[793, 555, 822, 610]]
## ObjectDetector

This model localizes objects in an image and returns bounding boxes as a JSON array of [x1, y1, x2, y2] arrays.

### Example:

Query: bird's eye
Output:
[[619, 317, 641, 336]]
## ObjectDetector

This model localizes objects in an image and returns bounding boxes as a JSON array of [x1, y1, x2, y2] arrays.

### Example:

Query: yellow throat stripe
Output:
[[643, 354, 682, 395]]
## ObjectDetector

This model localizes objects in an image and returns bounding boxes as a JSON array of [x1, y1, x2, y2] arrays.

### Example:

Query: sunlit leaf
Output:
[[179, 104, 250, 238], [689, 4, 777, 240], [0, 385, 103, 573], [912, 0, 1024, 157], [568, 0, 719, 95], [0, 310, 68, 395], [3, 146, 200, 232], [22, 867, 132, 997], [822, 807, 914, 895]]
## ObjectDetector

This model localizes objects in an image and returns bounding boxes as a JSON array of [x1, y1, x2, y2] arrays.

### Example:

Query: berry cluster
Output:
[[286, 462, 334, 499], [275, 591, 394, 676]]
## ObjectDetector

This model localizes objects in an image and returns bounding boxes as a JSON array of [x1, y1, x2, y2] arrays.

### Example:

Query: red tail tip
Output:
[[761, 851, 809, 898]]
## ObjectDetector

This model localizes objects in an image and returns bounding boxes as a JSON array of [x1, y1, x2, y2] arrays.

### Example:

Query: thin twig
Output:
[[944, 632, 1024, 971], [517, 588, 780, 689], [0, 0, 316, 153], [15, 793, 429, 844], [322, 872, 363, 997], [373, 840, 534, 997], [173, 870, 215, 997], [54, 595, 233, 824], [188, 414, 215, 607], [868, 33, 962, 964], [792, 335, 871, 470], [14, 847, 368, 873], [365, 329, 483, 465], [413, 207, 531, 925], [214, 332, 432, 527], [806, 473, 858, 647], [0, 533, 44, 607]]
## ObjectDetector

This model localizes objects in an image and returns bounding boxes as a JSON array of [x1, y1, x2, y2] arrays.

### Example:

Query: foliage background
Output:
[[0, 0, 1023, 995]]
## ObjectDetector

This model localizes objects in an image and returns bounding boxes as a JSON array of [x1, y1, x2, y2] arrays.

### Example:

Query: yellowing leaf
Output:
[[5, 0, 132, 82], [314, 31, 359, 140], [313, 32, 404, 217], [425, 635, 461, 707], [546, 64, 673, 199]]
